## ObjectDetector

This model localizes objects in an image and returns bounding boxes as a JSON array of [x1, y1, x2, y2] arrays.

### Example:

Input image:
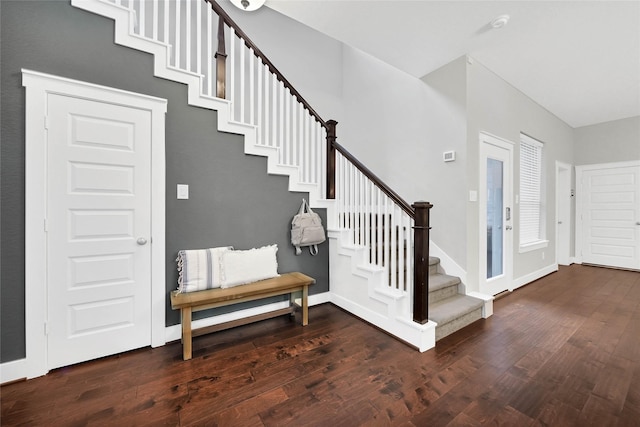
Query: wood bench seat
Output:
[[170, 272, 315, 360]]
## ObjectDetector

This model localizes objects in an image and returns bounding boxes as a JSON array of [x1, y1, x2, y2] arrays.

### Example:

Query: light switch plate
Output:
[[177, 184, 189, 200], [469, 190, 478, 202]]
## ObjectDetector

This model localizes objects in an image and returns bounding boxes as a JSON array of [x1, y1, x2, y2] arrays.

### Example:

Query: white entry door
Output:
[[46, 93, 152, 369], [577, 162, 640, 270], [479, 133, 514, 295]]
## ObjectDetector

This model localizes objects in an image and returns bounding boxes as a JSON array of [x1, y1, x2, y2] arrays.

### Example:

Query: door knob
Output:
[[558, 221, 563, 224], [137, 237, 148, 245], [506, 226, 513, 230]]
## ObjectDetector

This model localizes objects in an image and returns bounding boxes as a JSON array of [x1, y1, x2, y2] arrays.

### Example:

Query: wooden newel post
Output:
[[215, 15, 227, 99], [326, 120, 338, 199], [412, 201, 433, 324]]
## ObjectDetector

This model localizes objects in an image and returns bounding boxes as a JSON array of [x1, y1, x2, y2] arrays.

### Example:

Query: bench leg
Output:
[[181, 307, 193, 360], [302, 284, 308, 326]]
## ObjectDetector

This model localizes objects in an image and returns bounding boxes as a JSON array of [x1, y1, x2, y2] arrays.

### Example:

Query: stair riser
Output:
[[435, 307, 483, 341], [429, 284, 459, 304], [429, 263, 438, 275]]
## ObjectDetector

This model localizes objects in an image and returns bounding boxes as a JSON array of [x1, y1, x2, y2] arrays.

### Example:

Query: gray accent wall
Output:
[[0, 0, 328, 363], [574, 116, 640, 165]]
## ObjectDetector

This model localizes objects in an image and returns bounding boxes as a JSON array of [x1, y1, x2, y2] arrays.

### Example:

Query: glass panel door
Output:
[[487, 158, 503, 279], [479, 132, 513, 296]]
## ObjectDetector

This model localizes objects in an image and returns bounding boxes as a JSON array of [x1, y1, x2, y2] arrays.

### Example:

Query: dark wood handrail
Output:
[[332, 141, 415, 218], [204, 0, 327, 128]]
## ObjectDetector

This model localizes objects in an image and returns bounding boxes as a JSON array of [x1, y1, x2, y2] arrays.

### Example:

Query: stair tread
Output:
[[429, 273, 461, 292], [429, 256, 440, 266], [429, 294, 484, 326]]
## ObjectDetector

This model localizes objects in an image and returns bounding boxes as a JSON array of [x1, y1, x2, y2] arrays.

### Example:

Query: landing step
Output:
[[429, 294, 483, 327]]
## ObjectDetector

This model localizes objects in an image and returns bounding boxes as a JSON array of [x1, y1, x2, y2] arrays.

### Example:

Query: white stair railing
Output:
[[336, 151, 414, 294]]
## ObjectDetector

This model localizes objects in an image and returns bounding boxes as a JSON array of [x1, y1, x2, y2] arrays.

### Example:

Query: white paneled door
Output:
[[46, 93, 152, 369], [578, 162, 640, 270]]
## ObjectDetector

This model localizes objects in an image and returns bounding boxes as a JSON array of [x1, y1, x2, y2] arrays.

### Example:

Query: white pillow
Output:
[[176, 246, 233, 293], [220, 244, 279, 288]]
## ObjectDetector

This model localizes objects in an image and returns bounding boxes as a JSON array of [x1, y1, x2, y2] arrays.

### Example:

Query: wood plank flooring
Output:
[[2, 264, 639, 426]]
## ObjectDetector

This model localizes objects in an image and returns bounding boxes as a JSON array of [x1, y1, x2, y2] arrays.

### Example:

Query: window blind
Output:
[[520, 134, 544, 246]]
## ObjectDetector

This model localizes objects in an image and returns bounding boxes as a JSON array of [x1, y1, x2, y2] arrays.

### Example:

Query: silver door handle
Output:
[[505, 226, 513, 230], [636, 222, 640, 225], [137, 237, 148, 245], [558, 221, 563, 224]]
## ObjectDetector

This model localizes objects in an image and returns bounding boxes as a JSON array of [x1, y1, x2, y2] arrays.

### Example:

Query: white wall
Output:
[[574, 116, 640, 165], [340, 48, 469, 266], [465, 58, 574, 291]]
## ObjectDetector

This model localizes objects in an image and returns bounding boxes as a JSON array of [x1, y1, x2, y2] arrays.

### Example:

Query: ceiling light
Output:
[[491, 15, 510, 29], [230, 0, 265, 11]]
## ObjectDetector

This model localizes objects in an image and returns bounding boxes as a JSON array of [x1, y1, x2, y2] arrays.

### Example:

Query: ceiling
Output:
[[265, 0, 640, 129]]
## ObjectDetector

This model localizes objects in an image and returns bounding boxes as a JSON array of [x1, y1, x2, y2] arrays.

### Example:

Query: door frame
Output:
[[478, 132, 514, 295], [23, 69, 167, 378], [555, 161, 572, 265], [575, 159, 640, 267]]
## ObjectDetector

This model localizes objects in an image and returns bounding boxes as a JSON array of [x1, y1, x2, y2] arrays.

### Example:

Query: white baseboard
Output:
[[511, 263, 558, 291], [164, 291, 331, 342], [0, 358, 27, 385]]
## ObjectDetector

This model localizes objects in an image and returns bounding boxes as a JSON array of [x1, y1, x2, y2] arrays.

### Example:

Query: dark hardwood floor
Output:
[[2, 264, 639, 426]]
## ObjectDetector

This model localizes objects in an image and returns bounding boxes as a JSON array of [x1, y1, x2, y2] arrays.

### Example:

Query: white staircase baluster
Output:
[[249, 51, 255, 125], [196, 0, 202, 77], [239, 40, 245, 123], [278, 83, 284, 163], [256, 58, 263, 144], [206, 6, 213, 97], [152, 0, 158, 40], [270, 72, 277, 148], [229, 33, 235, 119], [175, 0, 181, 68], [163, 0, 169, 45], [186, 0, 191, 71]]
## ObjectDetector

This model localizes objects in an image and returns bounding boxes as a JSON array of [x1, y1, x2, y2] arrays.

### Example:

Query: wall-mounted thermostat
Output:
[[443, 151, 456, 162]]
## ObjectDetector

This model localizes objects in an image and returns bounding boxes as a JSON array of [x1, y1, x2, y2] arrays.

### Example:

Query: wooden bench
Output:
[[170, 272, 315, 360]]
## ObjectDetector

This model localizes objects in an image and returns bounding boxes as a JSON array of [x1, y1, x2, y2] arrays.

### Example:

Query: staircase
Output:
[[70, 0, 492, 352], [428, 257, 484, 341]]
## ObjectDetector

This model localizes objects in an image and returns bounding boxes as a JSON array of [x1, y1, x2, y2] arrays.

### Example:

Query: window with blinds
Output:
[[519, 134, 548, 251]]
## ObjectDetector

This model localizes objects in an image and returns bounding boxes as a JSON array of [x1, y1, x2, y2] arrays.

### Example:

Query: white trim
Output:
[[511, 263, 558, 291], [518, 239, 549, 253], [467, 292, 494, 318], [555, 161, 572, 266], [22, 69, 166, 379], [0, 359, 27, 385], [164, 292, 331, 342]]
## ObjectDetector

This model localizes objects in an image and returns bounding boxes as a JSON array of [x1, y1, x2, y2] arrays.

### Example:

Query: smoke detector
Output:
[[491, 15, 510, 29]]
